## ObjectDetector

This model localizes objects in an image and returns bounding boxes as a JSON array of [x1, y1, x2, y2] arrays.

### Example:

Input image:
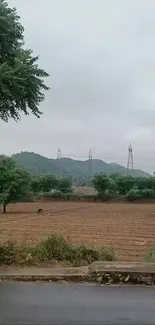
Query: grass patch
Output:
[[0, 234, 116, 266], [0, 240, 16, 264], [145, 245, 155, 262]]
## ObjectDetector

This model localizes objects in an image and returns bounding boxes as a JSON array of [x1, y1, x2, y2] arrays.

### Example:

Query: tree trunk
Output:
[[3, 204, 6, 214]]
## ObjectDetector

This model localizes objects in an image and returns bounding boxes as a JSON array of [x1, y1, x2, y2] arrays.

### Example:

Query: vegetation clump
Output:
[[0, 235, 116, 266], [145, 246, 155, 263]]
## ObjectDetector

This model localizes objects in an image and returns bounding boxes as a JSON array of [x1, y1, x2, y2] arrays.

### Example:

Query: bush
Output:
[[34, 235, 116, 266], [35, 192, 88, 201], [0, 235, 116, 266], [140, 188, 155, 199], [127, 188, 155, 201], [13, 191, 34, 203], [0, 240, 16, 264], [49, 190, 62, 199], [97, 192, 112, 201], [81, 194, 97, 200], [145, 245, 155, 262], [37, 190, 64, 200], [126, 188, 140, 201]]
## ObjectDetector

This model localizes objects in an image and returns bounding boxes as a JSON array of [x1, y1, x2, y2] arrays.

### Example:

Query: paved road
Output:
[[0, 283, 155, 325]]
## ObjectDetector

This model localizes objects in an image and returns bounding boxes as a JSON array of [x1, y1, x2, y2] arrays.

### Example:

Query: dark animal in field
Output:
[[37, 208, 43, 214]]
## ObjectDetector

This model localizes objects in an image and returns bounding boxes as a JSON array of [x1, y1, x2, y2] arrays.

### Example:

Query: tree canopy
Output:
[[92, 172, 155, 201], [0, 0, 49, 121], [0, 155, 30, 212]]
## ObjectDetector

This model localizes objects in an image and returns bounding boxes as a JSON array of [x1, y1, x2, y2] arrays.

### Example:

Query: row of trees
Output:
[[31, 175, 72, 194], [1, 155, 155, 213], [93, 173, 155, 200], [0, 156, 72, 213]]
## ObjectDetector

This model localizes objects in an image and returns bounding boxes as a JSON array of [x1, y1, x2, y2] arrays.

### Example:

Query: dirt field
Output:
[[73, 186, 96, 194], [0, 201, 155, 262]]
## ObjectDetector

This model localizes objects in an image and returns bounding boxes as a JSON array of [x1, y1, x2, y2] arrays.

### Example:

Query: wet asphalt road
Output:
[[0, 283, 155, 325]]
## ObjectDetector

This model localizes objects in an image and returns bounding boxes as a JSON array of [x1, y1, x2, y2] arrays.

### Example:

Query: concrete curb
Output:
[[1, 262, 155, 285], [0, 265, 90, 282]]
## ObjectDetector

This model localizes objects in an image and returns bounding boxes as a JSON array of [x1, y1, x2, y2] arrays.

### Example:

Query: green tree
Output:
[[108, 178, 117, 195], [40, 175, 59, 192], [58, 178, 72, 193], [145, 177, 155, 191], [115, 175, 135, 195], [0, 0, 49, 121], [92, 173, 110, 195], [140, 188, 155, 199], [135, 177, 155, 191], [30, 176, 42, 193], [126, 188, 140, 201], [0, 155, 30, 213], [135, 177, 149, 190], [109, 173, 120, 181]]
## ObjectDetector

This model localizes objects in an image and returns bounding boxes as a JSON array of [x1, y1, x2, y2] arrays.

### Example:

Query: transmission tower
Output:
[[127, 142, 134, 174], [57, 148, 61, 159], [88, 149, 93, 173]]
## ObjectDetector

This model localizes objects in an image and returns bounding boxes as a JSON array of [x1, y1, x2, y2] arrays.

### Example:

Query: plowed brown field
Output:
[[0, 201, 155, 261]]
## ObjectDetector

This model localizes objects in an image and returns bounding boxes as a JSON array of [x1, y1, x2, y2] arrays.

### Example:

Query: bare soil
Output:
[[0, 201, 155, 262], [73, 186, 96, 195]]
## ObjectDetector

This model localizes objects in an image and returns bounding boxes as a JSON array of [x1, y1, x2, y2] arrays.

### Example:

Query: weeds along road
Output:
[[0, 282, 155, 324]]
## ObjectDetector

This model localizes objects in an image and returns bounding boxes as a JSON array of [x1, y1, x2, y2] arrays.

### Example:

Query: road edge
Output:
[[1, 262, 155, 285]]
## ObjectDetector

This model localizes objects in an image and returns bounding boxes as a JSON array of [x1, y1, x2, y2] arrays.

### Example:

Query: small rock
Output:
[[125, 275, 130, 282], [96, 276, 102, 283], [105, 273, 110, 278], [108, 278, 113, 284]]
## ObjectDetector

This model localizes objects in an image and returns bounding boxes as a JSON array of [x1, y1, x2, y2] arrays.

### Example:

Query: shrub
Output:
[[97, 192, 112, 201], [127, 188, 155, 201], [34, 235, 116, 266], [38, 190, 63, 200], [0, 235, 116, 266], [13, 191, 34, 203], [36, 192, 86, 201], [100, 246, 117, 261], [145, 245, 155, 262], [82, 194, 97, 200], [0, 240, 16, 264], [50, 190, 63, 199], [126, 188, 140, 201], [140, 188, 155, 199]]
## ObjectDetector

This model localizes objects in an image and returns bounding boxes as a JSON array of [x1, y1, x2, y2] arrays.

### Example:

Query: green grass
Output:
[[145, 245, 155, 262], [0, 234, 116, 266]]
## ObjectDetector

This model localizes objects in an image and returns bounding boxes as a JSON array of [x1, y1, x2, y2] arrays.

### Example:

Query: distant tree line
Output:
[[93, 173, 155, 201], [0, 155, 155, 213]]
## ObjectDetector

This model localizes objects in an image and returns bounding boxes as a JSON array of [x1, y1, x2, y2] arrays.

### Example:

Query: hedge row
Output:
[[12, 189, 155, 203]]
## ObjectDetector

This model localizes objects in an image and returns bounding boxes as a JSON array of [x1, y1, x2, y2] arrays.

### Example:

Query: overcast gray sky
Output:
[[3, 0, 155, 172]]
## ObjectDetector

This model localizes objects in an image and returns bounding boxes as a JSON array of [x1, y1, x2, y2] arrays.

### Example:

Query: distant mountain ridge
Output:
[[11, 152, 150, 185]]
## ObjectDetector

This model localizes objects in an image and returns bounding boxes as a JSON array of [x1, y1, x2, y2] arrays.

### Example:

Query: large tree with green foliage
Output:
[[40, 175, 59, 193], [92, 173, 117, 197], [0, 0, 49, 121], [58, 178, 72, 193], [115, 175, 135, 195], [92, 173, 110, 195], [0, 155, 30, 213]]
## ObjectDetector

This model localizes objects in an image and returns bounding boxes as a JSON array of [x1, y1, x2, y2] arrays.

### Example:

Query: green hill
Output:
[[12, 151, 150, 184]]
